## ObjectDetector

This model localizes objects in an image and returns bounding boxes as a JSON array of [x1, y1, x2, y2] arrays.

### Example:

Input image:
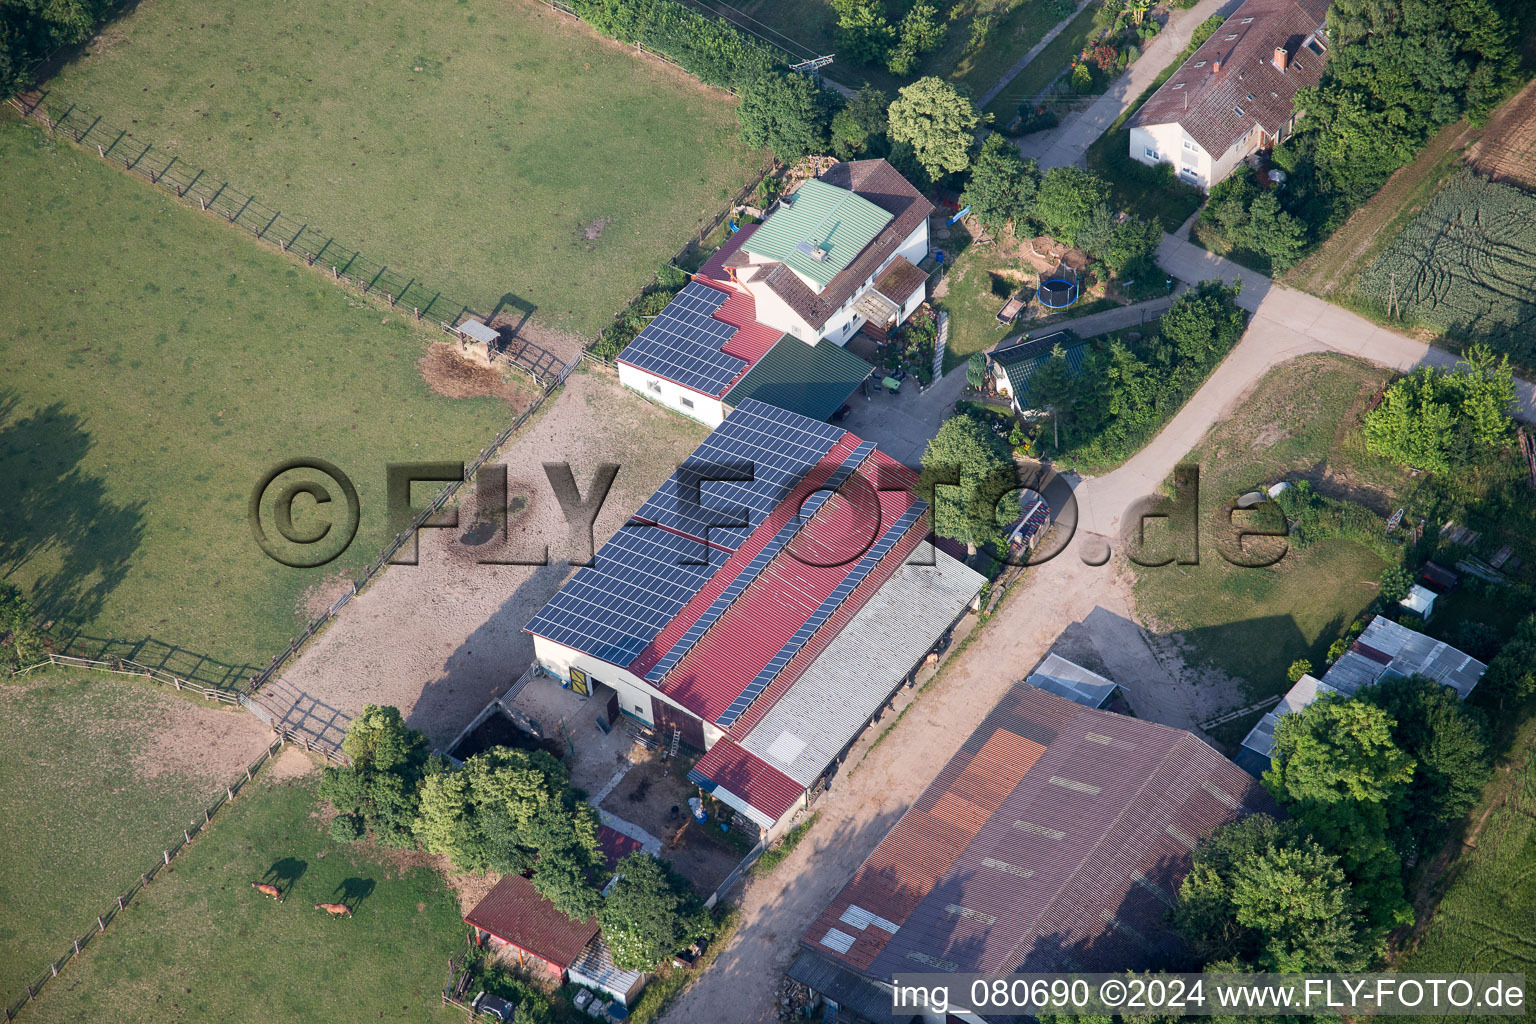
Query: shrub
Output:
[[1286, 659, 1314, 684], [329, 814, 365, 843], [1378, 566, 1413, 604]]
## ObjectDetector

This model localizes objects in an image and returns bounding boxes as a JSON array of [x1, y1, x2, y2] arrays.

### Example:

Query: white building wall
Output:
[[617, 361, 726, 428], [530, 636, 724, 747], [1133, 120, 1274, 190]]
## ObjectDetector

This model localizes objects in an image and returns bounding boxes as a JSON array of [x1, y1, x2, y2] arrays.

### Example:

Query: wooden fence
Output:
[[4, 91, 563, 385], [2, 736, 287, 1021], [11, 651, 244, 702]]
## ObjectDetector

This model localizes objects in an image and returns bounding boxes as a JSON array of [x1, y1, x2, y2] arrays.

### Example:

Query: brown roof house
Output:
[[464, 875, 600, 982], [791, 681, 1275, 1022], [723, 159, 934, 346], [1128, 0, 1331, 190]]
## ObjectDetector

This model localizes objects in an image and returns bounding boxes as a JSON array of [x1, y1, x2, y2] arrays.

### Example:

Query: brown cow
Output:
[[314, 902, 353, 918], [250, 882, 283, 902]]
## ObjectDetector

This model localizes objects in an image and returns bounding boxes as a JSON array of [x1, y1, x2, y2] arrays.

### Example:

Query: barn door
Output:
[[653, 701, 706, 753]]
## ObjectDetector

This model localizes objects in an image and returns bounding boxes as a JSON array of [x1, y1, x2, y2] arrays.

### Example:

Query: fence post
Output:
[[118, 895, 124, 911], [163, 850, 170, 865], [184, 828, 192, 844], [199, 197, 205, 211], [51, 963, 57, 978], [97, 916, 105, 932], [414, 306, 420, 320], [227, 786, 234, 801], [332, 265, 338, 280], [97, 144, 104, 158], [74, 939, 80, 955]]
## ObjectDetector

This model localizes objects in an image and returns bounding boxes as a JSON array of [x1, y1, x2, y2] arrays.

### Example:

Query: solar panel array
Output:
[[523, 524, 721, 667], [618, 281, 747, 395], [633, 400, 846, 552], [715, 500, 927, 728], [642, 441, 878, 683], [525, 400, 851, 668]]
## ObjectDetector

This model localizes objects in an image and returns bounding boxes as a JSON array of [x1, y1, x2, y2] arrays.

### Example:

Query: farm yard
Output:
[[20, 771, 469, 1024], [1132, 355, 1416, 708], [0, 120, 520, 671], [40, 0, 765, 338], [1354, 173, 1536, 368], [0, 669, 272, 1008]]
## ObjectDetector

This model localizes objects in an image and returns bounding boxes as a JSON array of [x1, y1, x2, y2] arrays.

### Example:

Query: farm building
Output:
[[792, 681, 1274, 1019], [1238, 615, 1486, 774], [617, 159, 933, 426], [464, 875, 599, 982], [1023, 653, 1119, 708], [1399, 584, 1437, 622], [1128, 0, 1331, 190], [524, 399, 985, 837], [987, 330, 1084, 415], [569, 934, 647, 1008]]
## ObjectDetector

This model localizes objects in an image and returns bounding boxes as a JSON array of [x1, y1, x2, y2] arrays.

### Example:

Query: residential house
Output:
[[792, 681, 1275, 1023], [616, 159, 933, 427], [988, 330, 1084, 416], [1128, 0, 1331, 190], [1238, 615, 1486, 775], [524, 399, 985, 837]]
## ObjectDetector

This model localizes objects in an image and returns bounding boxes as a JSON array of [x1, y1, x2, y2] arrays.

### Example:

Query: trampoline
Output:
[[1037, 266, 1079, 309]]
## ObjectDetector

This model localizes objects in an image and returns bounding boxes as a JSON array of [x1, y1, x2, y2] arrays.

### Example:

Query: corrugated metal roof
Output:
[[1320, 615, 1485, 700], [745, 179, 894, 287], [569, 935, 646, 1003], [457, 320, 500, 344], [1239, 673, 1340, 758], [598, 824, 643, 871], [723, 336, 873, 422], [695, 222, 760, 289], [990, 331, 1085, 410], [802, 682, 1274, 981], [738, 552, 985, 786], [788, 950, 912, 1023], [464, 875, 599, 969], [1025, 653, 1119, 708], [688, 737, 805, 828]]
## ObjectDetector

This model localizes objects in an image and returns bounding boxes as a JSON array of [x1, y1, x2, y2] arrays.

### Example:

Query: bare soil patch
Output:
[[300, 573, 355, 621], [1467, 77, 1536, 191], [132, 697, 274, 785], [601, 752, 743, 898], [261, 744, 319, 782], [418, 342, 531, 406]]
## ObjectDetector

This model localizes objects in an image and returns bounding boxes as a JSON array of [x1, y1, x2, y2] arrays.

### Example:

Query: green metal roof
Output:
[[723, 336, 873, 421], [745, 180, 894, 288], [991, 331, 1085, 410]]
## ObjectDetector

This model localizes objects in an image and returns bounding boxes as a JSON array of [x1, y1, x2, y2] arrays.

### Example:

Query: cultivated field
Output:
[[1132, 354, 1416, 698], [1467, 76, 1536, 192], [22, 771, 468, 1024], [1354, 172, 1536, 366], [41, 0, 764, 336], [0, 669, 272, 1007], [0, 120, 520, 670]]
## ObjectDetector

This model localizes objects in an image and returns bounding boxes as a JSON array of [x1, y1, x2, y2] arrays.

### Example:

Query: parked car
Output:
[[472, 991, 516, 1021]]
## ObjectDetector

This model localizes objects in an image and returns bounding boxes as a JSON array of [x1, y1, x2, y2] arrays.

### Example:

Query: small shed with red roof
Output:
[[464, 875, 599, 981]]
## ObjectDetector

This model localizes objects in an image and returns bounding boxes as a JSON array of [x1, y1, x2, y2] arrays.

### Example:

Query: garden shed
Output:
[[988, 330, 1084, 415], [464, 875, 599, 982]]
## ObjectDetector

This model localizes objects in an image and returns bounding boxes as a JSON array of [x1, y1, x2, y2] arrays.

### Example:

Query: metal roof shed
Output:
[[1024, 653, 1119, 708], [456, 320, 500, 345]]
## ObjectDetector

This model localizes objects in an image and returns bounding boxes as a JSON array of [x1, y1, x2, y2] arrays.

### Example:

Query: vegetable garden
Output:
[[1355, 173, 1536, 366]]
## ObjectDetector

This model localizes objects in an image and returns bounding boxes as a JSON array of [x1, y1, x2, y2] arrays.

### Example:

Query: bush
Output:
[[1286, 659, 1314, 684], [329, 814, 365, 843], [1377, 566, 1413, 604], [567, 0, 775, 92]]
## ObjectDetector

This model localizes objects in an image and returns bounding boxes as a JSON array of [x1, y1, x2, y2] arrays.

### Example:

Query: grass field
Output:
[[0, 119, 518, 670], [1132, 354, 1417, 697], [23, 771, 467, 1024], [1401, 724, 1536, 1017], [0, 669, 270, 1007], [41, 0, 763, 336]]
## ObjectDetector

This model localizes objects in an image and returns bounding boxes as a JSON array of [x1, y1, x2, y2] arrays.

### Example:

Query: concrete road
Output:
[[1018, 0, 1244, 170]]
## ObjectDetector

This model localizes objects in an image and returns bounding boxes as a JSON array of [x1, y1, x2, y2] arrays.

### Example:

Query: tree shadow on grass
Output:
[[0, 390, 146, 631]]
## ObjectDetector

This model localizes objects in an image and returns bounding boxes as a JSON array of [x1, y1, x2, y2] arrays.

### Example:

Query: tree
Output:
[[831, 0, 896, 66], [830, 85, 889, 159], [888, 2, 946, 75], [920, 413, 1016, 554], [1029, 344, 1080, 450], [1264, 695, 1415, 932], [0, 583, 44, 670], [1244, 191, 1308, 271], [1378, 566, 1412, 603], [1286, 659, 1313, 684], [966, 351, 989, 389], [1174, 814, 1370, 973], [320, 705, 433, 847], [1477, 614, 1536, 710], [962, 133, 1040, 235], [1158, 281, 1247, 368], [738, 71, 832, 161], [887, 77, 983, 179], [1031, 166, 1110, 245], [1360, 674, 1491, 841], [601, 853, 709, 970], [1076, 203, 1160, 278], [1364, 346, 1515, 473]]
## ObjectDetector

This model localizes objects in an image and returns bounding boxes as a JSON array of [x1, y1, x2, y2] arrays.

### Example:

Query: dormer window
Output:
[[1225, 34, 1238, 40], [1194, 60, 1206, 67], [1172, 82, 1185, 89]]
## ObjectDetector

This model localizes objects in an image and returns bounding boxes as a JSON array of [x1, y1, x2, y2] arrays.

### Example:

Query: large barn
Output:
[[524, 400, 984, 836]]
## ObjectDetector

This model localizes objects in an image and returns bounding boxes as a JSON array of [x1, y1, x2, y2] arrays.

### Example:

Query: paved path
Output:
[[1018, 0, 1244, 170], [977, 0, 1096, 110]]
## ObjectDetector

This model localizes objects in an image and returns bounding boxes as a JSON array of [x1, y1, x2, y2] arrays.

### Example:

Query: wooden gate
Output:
[[653, 701, 706, 753]]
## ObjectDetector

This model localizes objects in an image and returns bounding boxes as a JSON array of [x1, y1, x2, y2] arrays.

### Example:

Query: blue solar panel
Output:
[[642, 440, 878, 683], [524, 523, 723, 666], [618, 282, 747, 395], [714, 500, 927, 728], [634, 400, 846, 553]]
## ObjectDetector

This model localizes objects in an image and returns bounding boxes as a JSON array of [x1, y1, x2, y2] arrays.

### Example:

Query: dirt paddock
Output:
[[418, 342, 537, 408]]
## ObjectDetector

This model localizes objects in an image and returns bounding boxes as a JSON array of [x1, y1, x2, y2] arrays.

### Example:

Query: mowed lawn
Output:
[[0, 120, 515, 668], [42, 0, 763, 335], [1132, 354, 1417, 697], [0, 670, 272, 1007], [23, 773, 467, 1024]]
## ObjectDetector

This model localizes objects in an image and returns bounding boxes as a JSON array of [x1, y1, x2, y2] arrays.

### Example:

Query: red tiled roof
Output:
[[653, 451, 921, 725], [692, 736, 805, 823], [1131, 0, 1330, 155], [464, 875, 599, 969], [695, 222, 760, 289], [875, 256, 928, 306], [598, 824, 643, 872], [802, 683, 1275, 980]]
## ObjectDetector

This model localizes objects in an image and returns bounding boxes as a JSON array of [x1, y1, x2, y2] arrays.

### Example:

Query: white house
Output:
[[1128, 0, 1331, 190]]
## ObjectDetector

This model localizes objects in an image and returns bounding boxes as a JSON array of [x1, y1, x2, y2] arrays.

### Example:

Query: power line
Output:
[[670, 0, 818, 61], [696, 0, 819, 58]]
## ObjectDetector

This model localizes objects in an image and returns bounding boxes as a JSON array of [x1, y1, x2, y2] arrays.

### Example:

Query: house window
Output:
[[1240, 16, 1253, 23], [679, 395, 694, 409], [843, 321, 852, 336], [647, 379, 662, 395], [1172, 82, 1185, 89], [1183, 139, 1198, 151], [1225, 33, 1238, 40], [1193, 60, 1206, 67], [1144, 147, 1157, 159]]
